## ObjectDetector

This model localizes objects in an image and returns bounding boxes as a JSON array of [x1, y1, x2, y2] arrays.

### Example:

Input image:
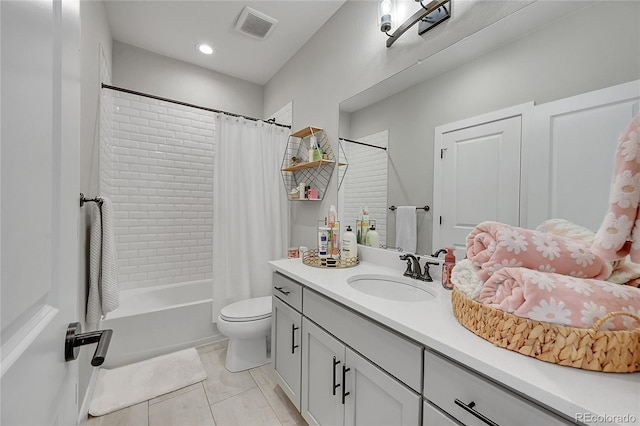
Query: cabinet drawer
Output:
[[304, 288, 422, 392], [273, 272, 303, 312], [424, 351, 570, 426]]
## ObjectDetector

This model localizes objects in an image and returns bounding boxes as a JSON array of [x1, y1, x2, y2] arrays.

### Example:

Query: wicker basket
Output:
[[451, 287, 640, 373]]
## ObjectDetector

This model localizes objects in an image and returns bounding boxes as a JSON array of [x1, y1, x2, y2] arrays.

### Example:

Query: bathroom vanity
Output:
[[270, 252, 640, 426]]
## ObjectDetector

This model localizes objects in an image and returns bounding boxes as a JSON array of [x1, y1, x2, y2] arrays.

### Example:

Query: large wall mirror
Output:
[[338, 1, 640, 256]]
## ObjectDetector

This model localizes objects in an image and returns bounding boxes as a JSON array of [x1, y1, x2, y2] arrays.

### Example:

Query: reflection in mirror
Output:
[[338, 133, 389, 246], [338, 1, 640, 256]]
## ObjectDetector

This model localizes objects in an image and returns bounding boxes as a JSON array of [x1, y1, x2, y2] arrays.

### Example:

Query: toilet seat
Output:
[[220, 296, 271, 322]]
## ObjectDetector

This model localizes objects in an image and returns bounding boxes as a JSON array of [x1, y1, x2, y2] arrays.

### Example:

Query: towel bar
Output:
[[389, 205, 430, 212], [80, 193, 103, 207]]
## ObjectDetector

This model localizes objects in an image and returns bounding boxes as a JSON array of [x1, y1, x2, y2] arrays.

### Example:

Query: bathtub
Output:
[[101, 280, 222, 368]]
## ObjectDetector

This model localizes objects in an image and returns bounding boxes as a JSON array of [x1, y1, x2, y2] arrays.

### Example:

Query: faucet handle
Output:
[[399, 254, 413, 277], [421, 261, 440, 282]]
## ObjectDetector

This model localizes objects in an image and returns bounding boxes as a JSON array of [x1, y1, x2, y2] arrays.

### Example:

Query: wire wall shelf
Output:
[[281, 127, 346, 201]]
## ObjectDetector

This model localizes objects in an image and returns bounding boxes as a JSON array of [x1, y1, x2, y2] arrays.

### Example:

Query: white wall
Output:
[[347, 2, 640, 254], [112, 41, 264, 119], [264, 0, 536, 249], [79, 0, 113, 408]]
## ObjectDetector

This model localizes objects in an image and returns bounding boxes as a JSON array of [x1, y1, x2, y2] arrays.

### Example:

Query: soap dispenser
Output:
[[365, 225, 379, 248], [442, 248, 456, 290], [342, 226, 357, 260]]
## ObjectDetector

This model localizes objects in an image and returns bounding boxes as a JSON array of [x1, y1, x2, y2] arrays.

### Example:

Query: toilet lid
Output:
[[220, 296, 272, 322]]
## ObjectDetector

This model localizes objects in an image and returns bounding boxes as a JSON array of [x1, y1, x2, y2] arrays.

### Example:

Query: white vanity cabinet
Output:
[[301, 317, 420, 426], [272, 273, 304, 409], [301, 288, 421, 426]]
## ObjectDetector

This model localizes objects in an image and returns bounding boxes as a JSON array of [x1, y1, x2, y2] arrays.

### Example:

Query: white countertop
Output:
[[269, 256, 640, 426]]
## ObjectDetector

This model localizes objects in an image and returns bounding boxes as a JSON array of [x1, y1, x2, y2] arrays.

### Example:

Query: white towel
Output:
[[87, 197, 119, 330], [450, 259, 484, 301], [395, 206, 417, 253]]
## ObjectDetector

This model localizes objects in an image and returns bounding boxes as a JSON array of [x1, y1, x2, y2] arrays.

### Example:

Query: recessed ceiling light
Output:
[[196, 43, 215, 55]]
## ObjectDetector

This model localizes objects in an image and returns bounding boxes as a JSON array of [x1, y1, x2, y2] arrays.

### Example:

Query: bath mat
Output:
[[89, 347, 207, 417]]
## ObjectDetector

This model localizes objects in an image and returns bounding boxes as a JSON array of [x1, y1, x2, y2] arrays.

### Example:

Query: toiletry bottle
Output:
[[329, 205, 337, 226], [361, 207, 369, 245], [298, 182, 306, 200], [365, 225, 378, 248], [357, 208, 363, 244], [309, 135, 318, 162], [342, 226, 357, 259], [332, 228, 340, 258], [328, 205, 339, 257], [442, 247, 456, 290], [318, 227, 329, 259]]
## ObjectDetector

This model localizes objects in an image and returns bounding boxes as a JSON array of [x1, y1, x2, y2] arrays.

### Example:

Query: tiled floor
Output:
[[87, 341, 307, 426]]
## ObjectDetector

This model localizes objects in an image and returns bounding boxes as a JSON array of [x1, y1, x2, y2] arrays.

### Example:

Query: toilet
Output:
[[217, 296, 272, 372]]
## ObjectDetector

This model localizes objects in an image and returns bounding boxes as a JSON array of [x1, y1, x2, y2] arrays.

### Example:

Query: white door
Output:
[[343, 348, 420, 426], [525, 80, 640, 230], [1, 0, 80, 425], [434, 109, 525, 258], [272, 296, 302, 409], [301, 318, 345, 426]]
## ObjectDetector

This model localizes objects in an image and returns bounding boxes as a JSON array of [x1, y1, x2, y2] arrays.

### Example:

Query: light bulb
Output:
[[379, 0, 393, 33], [381, 0, 391, 15], [196, 43, 215, 55]]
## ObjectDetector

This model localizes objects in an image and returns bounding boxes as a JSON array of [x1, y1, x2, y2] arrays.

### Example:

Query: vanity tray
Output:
[[451, 287, 640, 373], [302, 249, 359, 269]]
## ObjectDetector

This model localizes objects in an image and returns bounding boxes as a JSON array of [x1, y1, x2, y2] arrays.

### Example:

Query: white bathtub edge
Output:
[[102, 332, 226, 369]]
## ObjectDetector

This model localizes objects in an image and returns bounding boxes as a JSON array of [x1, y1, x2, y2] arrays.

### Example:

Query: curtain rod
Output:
[[339, 137, 387, 151], [101, 83, 292, 130]]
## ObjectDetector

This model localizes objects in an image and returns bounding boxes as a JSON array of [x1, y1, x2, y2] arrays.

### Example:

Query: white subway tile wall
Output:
[[342, 130, 388, 246], [101, 91, 215, 290], [99, 56, 114, 197]]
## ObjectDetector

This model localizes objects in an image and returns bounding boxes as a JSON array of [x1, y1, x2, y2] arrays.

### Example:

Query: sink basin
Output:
[[346, 274, 436, 302]]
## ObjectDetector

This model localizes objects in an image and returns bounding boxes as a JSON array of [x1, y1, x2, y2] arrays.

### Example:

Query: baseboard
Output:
[[77, 366, 100, 426]]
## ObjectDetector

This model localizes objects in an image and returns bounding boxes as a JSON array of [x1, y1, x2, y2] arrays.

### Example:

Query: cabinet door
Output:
[[272, 297, 302, 409], [302, 318, 345, 426], [344, 348, 420, 426]]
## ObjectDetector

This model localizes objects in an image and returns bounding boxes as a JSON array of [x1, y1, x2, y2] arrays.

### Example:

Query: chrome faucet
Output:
[[399, 254, 438, 282]]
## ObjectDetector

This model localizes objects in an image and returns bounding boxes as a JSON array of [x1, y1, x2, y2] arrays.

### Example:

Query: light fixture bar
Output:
[[386, 0, 451, 48]]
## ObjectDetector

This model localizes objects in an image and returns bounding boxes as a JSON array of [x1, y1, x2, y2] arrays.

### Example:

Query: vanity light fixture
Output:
[[382, 0, 451, 48], [196, 43, 215, 55]]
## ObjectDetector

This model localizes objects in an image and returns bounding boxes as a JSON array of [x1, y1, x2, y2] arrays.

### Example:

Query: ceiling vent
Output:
[[234, 6, 278, 40]]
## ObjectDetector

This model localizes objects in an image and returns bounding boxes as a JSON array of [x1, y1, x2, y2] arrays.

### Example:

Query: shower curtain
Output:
[[212, 115, 290, 321]]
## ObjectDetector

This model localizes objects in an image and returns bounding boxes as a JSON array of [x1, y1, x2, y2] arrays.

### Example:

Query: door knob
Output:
[[65, 322, 113, 366]]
